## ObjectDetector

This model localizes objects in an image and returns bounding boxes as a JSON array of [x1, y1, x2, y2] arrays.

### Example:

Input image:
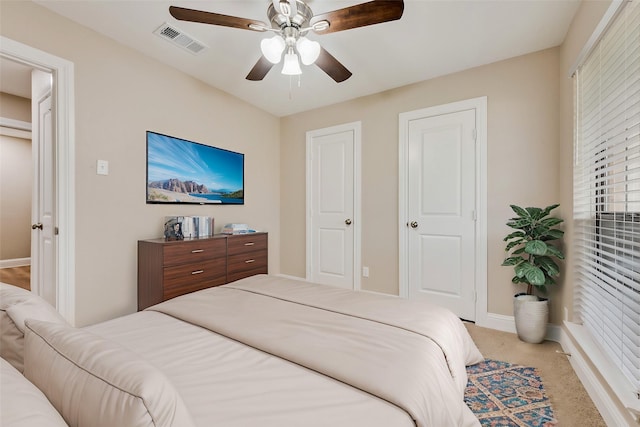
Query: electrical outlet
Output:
[[362, 266, 369, 278]]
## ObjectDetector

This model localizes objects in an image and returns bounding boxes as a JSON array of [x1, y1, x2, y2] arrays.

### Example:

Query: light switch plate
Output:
[[97, 159, 109, 175]]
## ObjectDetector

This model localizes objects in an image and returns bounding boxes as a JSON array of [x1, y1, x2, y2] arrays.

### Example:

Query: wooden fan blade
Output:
[[246, 56, 275, 81], [315, 48, 352, 83], [310, 0, 404, 34], [169, 6, 267, 31]]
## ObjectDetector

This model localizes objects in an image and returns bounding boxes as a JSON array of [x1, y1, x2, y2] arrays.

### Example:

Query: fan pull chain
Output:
[[287, 75, 302, 99], [289, 76, 293, 99]]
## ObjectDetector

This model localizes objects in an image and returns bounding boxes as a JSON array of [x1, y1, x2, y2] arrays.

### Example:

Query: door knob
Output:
[[32, 223, 43, 230], [345, 219, 352, 225], [410, 221, 418, 229]]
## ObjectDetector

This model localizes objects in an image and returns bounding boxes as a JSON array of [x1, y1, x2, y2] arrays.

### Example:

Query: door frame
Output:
[[1, 36, 76, 325], [398, 97, 487, 323], [306, 121, 362, 290]]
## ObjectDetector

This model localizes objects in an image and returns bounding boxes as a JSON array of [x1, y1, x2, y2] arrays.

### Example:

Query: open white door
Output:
[[31, 69, 56, 307], [2, 36, 76, 325], [306, 122, 361, 290]]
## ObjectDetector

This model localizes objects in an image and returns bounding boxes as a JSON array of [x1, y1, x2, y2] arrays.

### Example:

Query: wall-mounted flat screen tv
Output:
[[146, 131, 244, 205]]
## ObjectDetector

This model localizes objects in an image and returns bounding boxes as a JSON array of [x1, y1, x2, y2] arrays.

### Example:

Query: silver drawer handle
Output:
[[191, 249, 204, 253], [244, 242, 255, 246], [245, 259, 255, 264], [191, 270, 204, 275]]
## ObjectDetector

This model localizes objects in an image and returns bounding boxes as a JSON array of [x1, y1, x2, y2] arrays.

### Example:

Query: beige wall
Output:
[[0, 1, 281, 326], [0, 133, 32, 260], [281, 48, 562, 321], [0, 92, 31, 122]]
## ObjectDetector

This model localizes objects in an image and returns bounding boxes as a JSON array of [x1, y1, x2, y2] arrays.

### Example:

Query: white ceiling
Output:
[[7, 1, 581, 116]]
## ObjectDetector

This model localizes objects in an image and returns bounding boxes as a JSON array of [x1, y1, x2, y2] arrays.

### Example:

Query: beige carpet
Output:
[[465, 323, 606, 426]]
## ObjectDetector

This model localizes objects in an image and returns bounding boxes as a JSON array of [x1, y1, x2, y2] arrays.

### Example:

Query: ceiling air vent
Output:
[[154, 23, 207, 55]]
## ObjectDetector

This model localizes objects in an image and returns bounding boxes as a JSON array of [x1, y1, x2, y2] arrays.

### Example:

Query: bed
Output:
[[1, 275, 483, 427]]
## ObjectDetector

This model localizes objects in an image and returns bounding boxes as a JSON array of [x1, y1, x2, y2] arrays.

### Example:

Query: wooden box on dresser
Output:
[[138, 232, 268, 310]]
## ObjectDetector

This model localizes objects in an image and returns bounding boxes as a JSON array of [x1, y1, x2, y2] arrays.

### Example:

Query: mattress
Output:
[[86, 275, 482, 426]]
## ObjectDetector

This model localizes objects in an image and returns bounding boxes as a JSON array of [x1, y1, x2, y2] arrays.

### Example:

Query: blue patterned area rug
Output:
[[465, 359, 557, 427]]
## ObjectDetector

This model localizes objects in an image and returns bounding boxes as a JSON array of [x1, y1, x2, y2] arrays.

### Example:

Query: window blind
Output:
[[574, 0, 640, 406]]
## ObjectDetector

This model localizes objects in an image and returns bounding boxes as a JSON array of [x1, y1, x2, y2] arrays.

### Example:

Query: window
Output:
[[574, 0, 640, 409]]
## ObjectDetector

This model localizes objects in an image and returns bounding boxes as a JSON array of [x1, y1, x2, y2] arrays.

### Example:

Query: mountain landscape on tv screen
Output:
[[148, 178, 242, 203], [149, 178, 210, 194]]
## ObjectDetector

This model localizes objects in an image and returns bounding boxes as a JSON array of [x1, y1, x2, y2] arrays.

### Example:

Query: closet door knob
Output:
[[345, 219, 352, 225], [32, 223, 43, 230]]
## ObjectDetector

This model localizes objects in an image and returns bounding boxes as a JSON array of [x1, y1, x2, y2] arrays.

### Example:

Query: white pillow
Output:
[[0, 357, 68, 427], [0, 282, 68, 372], [24, 319, 196, 427]]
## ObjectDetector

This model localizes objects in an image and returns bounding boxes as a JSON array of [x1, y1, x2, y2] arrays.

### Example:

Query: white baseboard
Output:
[[274, 274, 399, 297], [0, 258, 30, 269], [476, 312, 563, 342], [275, 273, 308, 281], [477, 312, 517, 333]]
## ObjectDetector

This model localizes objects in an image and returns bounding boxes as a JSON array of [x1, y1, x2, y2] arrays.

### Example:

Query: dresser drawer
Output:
[[163, 258, 227, 291], [138, 233, 268, 310], [162, 278, 225, 301], [227, 251, 268, 283], [227, 233, 268, 256], [163, 238, 226, 266]]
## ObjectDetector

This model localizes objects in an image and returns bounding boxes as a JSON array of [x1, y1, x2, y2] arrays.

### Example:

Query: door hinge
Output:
[[55, 227, 59, 235]]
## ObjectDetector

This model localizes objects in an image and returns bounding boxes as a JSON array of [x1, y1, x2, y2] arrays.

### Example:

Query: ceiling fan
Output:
[[169, 0, 404, 83]]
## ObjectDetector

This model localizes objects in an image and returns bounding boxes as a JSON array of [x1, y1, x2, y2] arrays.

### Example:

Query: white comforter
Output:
[[87, 275, 482, 426]]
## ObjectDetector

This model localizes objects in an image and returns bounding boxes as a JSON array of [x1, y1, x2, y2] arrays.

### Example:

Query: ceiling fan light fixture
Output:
[[260, 35, 286, 64], [281, 49, 302, 75], [296, 36, 320, 65]]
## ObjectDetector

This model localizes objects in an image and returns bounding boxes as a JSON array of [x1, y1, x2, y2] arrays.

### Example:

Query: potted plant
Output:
[[501, 204, 564, 343]]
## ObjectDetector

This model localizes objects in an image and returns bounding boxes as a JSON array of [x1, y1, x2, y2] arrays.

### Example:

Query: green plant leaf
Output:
[[524, 266, 546, 285], [504, 231, 525, 241], [541, 217, 564, 227], [535, 256, 560, 276], [512, 275, 524, 284], [525, 240, 548, 255], [533, 225, 550, 238], [502, 256, 525, 266], [526, 207, 543, 220], [510, 205, 529, 218], [513, 247, 525, 255], [506, 218, 531, 229], [542, 204, 560, 216], [545, 244, 565, 259], [505, 239, 525, 251], [542, 229, 564, 240], [514, 262, 529, 278]]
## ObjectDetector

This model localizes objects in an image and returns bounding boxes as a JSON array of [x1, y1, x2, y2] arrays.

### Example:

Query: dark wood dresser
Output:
[[138, 232, 268, 310]]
